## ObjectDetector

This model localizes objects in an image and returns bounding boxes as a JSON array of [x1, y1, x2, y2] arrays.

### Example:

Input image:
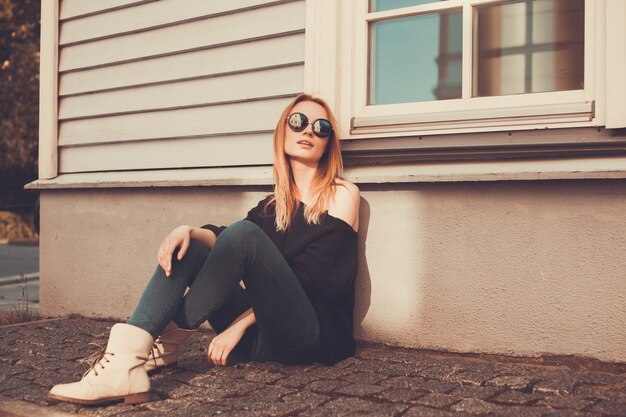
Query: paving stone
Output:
[[404, 405, 474, 417], [340, 371, 389, 384], [143, 398, 205, 413], [490, 390, 546, 405], [347, 359, 414, 377], [207, 410, 267, 417], [242, 369, 286, 384], [452, 400, 550, 417], [1, 383, 49, 406], [415, 360, 463, 380], [224, 390, 329, 417], [372, 388, 426, 404], [447, 370, 500, 386], [162, 382, 201, 400], [297, 397, 407, 417], [333, 356, 361, 369], [575, 384, 626, 402], [46, 401, 81, 414], [485, 375, 532, 390], [306, 365, 354, 379], [273, 390, 330, 414], [451, 398, 503, 414], [542, 411, 606, 417], [273, 371, 322, 388], [588, 399, 626, 415], [304, 379, 350, 394], [334, 382, 387, 397], [75, 402, 140, 417], [449, 385, 502, 400], [127, 401, 227, 417], [381, 376, 459, 393], [577, 371, 625, 386], [414, 392, 462, 408], [1, 317, 625, 417], [536, 394, 594, 410], [532, 370, 580, 395], [379, 375, 426, 390], [356, 347, 428, 366], [482, 406, 554, 417], [0, 377, 33, 394]]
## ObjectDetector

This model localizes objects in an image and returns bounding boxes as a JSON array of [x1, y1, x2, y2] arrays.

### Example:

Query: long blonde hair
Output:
[[268, 94, 344, 231]]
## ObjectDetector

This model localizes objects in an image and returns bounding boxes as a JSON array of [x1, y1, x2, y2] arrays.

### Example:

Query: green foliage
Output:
[[0, 0, 40, 184]]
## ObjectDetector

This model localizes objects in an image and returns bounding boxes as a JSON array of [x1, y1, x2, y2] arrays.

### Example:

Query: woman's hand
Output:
[[207, 323, 246, 366], [158, 225, 191, 277]]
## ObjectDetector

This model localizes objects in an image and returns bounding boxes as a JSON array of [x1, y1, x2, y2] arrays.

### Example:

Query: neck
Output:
[[289, 158, 318, 203]]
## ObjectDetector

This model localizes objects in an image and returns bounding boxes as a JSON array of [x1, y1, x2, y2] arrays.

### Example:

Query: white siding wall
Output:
[[57, 0, 305, 173]]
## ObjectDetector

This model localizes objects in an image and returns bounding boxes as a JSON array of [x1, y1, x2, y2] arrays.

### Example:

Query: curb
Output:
[[0, 239, 39, 246], [0, 317, 63, 330], [0, 396, 77, 417], [0, 273, 39, 287]]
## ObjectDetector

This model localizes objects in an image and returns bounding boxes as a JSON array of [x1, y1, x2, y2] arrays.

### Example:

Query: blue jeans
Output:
[[127, 220, 320, 364]]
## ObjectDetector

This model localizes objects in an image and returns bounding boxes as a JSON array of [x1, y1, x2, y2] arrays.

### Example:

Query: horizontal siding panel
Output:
[[60, 0, 292, 45], [59, 133, 274, 173], [60, 0, 152, 20], [59, 1, 305, 71], [59, 66, 304, 120], [58, 97, 293, 146], [59, 33, 305, 95]]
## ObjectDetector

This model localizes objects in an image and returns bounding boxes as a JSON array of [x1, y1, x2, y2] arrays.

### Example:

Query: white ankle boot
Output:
[[49, 323, 153, 405], [145, 321, 196, 373]]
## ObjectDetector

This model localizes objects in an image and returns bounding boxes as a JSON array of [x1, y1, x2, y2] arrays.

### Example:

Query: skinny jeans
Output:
[[127, 220, 320, 364]]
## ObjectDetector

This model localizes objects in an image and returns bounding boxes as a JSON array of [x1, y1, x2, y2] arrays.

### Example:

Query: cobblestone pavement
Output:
[[1, 318, 625, 417]]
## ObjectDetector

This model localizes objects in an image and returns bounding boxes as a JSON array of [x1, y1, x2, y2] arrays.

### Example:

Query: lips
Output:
[[297, 140, 313, 147]]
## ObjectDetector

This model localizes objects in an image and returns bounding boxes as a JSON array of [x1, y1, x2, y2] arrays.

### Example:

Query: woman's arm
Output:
[[158, 225, 218, 277], [189, 226, 218, 249], [207, 307, 256, 366]]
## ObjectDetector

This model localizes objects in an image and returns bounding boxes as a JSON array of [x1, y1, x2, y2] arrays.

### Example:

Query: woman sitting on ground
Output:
[[48, 93, 360, 405]]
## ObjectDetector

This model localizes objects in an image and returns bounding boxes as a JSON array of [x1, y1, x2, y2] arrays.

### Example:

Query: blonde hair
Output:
[[268, 93, 344, 231]]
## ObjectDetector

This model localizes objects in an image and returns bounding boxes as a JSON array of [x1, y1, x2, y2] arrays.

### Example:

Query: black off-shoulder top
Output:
[[202, 195, 358, 365]]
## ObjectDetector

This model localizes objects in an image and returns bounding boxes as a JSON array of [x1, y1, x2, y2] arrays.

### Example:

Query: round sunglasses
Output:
[[285, 112, 333, 138]]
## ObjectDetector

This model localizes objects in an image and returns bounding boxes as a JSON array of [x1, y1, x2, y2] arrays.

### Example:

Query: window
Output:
[[346, 0, 599, 137]]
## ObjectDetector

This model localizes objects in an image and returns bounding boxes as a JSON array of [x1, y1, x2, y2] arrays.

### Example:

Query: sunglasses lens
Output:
[[287, 113, 307, 132], [313, 119, 332, 138]]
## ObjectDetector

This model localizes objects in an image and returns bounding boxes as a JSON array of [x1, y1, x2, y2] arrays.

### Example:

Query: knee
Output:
[[215, 220, 263, 248], [173, 238, 208, 260]]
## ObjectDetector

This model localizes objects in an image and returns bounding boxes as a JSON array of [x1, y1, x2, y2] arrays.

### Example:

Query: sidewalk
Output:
[[0, 317, 624, 417]]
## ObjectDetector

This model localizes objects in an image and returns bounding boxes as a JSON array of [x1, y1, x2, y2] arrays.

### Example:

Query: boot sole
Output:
[[48, 391, 151, 405]]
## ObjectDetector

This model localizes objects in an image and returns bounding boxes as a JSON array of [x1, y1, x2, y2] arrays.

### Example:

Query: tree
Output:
[[0, 0, 40, 185], [0, 0, 40, 214]]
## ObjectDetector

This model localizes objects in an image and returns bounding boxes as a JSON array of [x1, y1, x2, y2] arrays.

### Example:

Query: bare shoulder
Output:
[[328, 179, 360, 232]]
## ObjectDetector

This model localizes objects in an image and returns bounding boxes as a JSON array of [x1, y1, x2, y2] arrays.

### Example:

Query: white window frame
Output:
[[305, 0, 621, 143]]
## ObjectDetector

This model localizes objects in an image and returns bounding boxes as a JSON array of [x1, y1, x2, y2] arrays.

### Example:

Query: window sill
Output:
[[25, 156, 626, 190], [345, 156, 626, 183]]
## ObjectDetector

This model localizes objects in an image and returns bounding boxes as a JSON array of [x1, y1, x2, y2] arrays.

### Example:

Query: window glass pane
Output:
[[371, 0, 445, 13], [474, 0, 584, 97], [369, 11, 462, 105]]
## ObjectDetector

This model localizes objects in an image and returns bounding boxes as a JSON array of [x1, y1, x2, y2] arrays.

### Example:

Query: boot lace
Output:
[[83, 342, 115, 377], [150, 341, 161, 368]]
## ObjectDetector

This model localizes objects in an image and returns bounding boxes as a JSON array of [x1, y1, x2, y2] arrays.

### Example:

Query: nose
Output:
[[302, 123, 314, 137]]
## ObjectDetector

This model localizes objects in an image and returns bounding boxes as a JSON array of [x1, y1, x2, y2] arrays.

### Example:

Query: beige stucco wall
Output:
[[40, 180, 626, 362]]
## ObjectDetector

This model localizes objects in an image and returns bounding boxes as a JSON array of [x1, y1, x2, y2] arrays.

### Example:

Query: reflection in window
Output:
[[371, 0, 445, 12], [369, 11, 462, 105], [474, 0, 584, 97]]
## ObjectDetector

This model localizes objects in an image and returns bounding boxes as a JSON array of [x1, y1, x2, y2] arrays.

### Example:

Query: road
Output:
[[0, 244, 39, 312], [0, 243, 39, 277]]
